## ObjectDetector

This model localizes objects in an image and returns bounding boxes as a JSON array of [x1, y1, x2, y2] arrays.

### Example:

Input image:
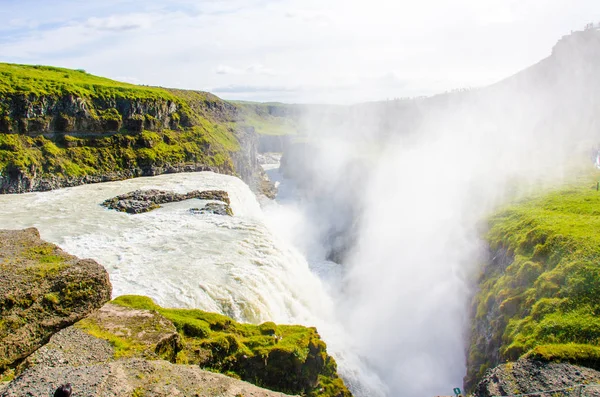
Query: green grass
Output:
[[233, 102, 300, 136], [0, 63, 176, 101], [526, 343, 600, 367], [111, 295, 350, 397], [467, 168, 600, 387]]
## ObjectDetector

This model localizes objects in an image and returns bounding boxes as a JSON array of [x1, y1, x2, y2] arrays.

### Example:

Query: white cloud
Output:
[[215, 63, 277, 76], [85, 14, 154, 31], [0, 0, 599, 103], [215, 65, 244, 75]]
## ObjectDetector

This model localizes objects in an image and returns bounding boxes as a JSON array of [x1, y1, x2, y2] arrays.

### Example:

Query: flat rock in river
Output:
[[102, 189, 231, 214]]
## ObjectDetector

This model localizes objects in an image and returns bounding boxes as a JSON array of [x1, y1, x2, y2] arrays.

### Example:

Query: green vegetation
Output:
[[0, 63, 176, 100], [233, 101, 301, 136], [0, 126, 237, 182], [468, 169, 600, 386], [20, 243, 68, 279], [109, 295, 350, 397], [0, 63, 248, 187], [0, 368, 15, 383], [0, 62, 305, 189], [75, 318, 148, 359]]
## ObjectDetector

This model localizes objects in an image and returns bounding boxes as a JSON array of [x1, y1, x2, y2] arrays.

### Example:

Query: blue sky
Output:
[[1, 0, 599, 103]]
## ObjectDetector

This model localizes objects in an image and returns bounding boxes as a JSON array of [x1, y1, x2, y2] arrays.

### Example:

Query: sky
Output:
[[1, 0, 599, 104]]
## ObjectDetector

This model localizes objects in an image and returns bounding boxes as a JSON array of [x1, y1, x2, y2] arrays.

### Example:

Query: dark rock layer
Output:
[[0, 164, 219, 194]]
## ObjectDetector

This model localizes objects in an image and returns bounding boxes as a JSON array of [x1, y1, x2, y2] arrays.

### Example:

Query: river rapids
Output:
[[0, 170, 385, 396]]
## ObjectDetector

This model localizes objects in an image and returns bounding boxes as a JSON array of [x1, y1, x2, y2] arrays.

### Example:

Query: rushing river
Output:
[[0, 171, 385, 396]]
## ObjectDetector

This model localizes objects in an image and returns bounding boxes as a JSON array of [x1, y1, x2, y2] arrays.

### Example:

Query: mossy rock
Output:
[[110, 295, 352, 397], [0, 228, 112, 374]]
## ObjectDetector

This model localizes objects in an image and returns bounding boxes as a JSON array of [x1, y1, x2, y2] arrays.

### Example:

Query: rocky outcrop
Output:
[[0, 228, 111, 373], [189, 202, 233, 216], [101, 189, 231, 214], [0, 94, 185, 135], [232, 126, 277, 199], [3, 296, 350, 397], [475, 358, 600, 397], [1, 359, 295, 397], [108, 295, 352, 397], [19, 303, 181, 373]]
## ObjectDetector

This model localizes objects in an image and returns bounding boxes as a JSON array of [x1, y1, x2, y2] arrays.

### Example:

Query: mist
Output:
[[275, 28, 600, 396]]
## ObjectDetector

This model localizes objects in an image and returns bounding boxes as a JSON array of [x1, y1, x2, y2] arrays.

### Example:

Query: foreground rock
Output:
[[107, 296, 352, 397], [1, 358, 295, 397], [102, 189, 231, 214], [475, 358, 600, 397], [0, 228, 111, 373], [24, 296, 351, 396]]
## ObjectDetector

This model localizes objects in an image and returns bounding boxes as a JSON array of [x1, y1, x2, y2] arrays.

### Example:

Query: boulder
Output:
[[189, 202, 233, 216], [474, 358, 600, 397], [0, 228, 111, 373]]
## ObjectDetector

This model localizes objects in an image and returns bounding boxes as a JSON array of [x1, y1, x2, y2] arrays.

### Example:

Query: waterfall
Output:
[[0, 171, 386, 396]]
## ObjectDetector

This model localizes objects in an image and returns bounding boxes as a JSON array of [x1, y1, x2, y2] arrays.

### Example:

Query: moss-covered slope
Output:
[[466, 170, 600, 389], [80, 295, 350, 397], [0, 63, 282, 193]]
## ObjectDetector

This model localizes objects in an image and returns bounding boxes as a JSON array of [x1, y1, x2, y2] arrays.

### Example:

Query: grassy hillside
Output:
[[468, 168, 600, 386], [0, 63, 175, 100], [0, 63, 299, 191]]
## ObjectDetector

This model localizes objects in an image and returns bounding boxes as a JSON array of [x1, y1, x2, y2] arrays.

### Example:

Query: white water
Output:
[[0, 171, 384, 396]]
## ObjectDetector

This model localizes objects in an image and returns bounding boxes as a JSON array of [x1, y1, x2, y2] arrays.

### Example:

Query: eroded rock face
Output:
[[101, 189, 231, 214], [0, 228, 111, 373], [475, 358, 600, 397], [232, 126, 277, 199]]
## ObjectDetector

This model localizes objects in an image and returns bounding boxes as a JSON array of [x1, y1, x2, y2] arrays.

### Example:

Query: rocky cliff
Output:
[[466, 170, 600, 392], [0, 64, 273, 196], [0, 228, 111, 374]]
